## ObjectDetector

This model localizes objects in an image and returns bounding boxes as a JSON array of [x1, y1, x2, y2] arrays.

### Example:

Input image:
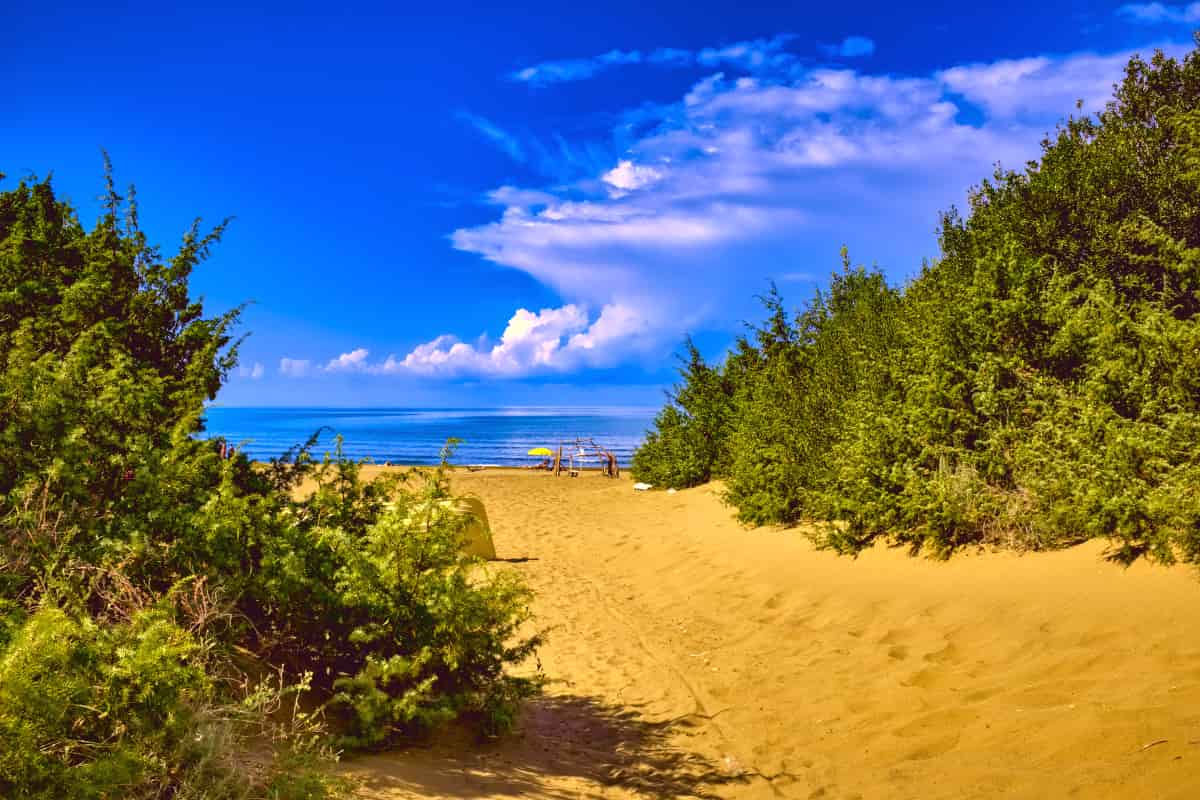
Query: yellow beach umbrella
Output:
[[527, 447, 554, 457]]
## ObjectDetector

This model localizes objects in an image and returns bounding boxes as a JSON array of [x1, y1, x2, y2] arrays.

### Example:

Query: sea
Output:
[[201, 406, 658, 467]]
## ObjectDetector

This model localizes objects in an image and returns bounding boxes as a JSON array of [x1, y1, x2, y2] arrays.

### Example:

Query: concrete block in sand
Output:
[[397, 495, 498, 560], [440, 496, 497, 560]]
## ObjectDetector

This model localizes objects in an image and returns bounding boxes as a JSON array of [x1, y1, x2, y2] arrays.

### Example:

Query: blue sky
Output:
[[3, 0, 1198, 406]]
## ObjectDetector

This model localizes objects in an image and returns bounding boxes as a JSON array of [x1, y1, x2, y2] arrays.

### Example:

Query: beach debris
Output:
[[633, 482, 652, 491], [667, 488, 678, 495], [552, 437, 621, 478], [1136, 739, 1169, 753]]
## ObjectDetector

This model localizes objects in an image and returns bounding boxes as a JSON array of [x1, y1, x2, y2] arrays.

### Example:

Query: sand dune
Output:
[[340, 468, 1200, 798]]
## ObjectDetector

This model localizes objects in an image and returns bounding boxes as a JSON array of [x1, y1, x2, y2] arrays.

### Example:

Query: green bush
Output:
[[255, 442, 542, 749], [725, 260, 900, 525], [632, 338, 742, 488], [0, 605, 335, 800], [0, 162, 542, 796], [1, 606, 210, 799]]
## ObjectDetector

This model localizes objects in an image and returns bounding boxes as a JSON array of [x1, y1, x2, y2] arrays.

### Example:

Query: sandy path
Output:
[[341, 468, 1200, 799]]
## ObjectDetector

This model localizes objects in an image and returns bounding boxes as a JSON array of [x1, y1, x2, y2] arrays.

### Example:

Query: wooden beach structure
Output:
[[552, 437, 620, 478]]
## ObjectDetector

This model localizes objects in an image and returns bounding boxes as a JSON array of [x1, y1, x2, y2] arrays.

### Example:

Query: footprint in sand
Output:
[[892, 708, 977, 760]]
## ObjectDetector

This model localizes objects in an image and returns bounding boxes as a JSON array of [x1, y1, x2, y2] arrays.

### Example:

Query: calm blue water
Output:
[[201, 407, 657, 467]]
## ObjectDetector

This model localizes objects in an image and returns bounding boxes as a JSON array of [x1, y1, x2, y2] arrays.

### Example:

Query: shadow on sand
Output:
[[342, 692, 746, 799]]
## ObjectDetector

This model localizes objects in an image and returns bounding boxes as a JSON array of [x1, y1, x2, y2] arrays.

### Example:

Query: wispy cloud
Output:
[[457, 111, 525, 162], [511, 49, 643, 86], [818, 36, 877, 58], [1116, 2, 1200, 23], [510, 35, 800, 87], [511, 34, 882, 88], [693, 35, 799, 70]]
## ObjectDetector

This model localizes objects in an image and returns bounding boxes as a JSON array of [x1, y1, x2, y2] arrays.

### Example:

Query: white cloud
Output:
[[694, 35, 798, 71], [602, 159, 665, 193], [238, 361, 265, 379], [396, 303, 657, 379], [399, 305, 606, 377], [1116, 2, 1200, 23], [566, 303, 653, 355], [324, 347, 370, 372], [512, 49, 643, 85], [279, 358, 312, 378], [313, 303, 656, 379], [935, 50, 1151, 118], [511, 35, 801, 87], [406, 306, 583, 375], [511, 34, 881, 88]]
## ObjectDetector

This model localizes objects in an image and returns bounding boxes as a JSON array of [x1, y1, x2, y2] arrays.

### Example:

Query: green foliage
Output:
[[1, 606, 207, 799], [0, 606, 334, 800], [634, 42, 1200, 562], [0, 162, 541, 796], [631, 337, 742, 487], [255, 441, 542, 749], [0, 158, 239, 598], [725, 260, 900, 525]]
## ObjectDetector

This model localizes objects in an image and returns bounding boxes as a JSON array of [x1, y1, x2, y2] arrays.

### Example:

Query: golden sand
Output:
[[340, 467, 1200, 799]]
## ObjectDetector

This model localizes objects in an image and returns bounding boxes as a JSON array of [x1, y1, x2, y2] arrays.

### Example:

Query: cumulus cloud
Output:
[[324, 347, 370, 372], [1116, 2, 1200, 23], [279, 358, 312, 378], [457, 111, 525, 162], [403, 303, 655, 376], [602, 160, 665, 193], [819, 36, 877, 58], [238, 362, 264, 379], [311, 303, 655, 379], [401, 305, 588, 375]]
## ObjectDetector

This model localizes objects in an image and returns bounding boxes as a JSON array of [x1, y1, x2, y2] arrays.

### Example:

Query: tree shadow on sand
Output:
[[342, 692, 748, 799]]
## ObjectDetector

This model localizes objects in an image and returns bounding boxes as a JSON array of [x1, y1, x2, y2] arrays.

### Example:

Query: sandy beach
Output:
[[339, 467, 1200, 799]]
